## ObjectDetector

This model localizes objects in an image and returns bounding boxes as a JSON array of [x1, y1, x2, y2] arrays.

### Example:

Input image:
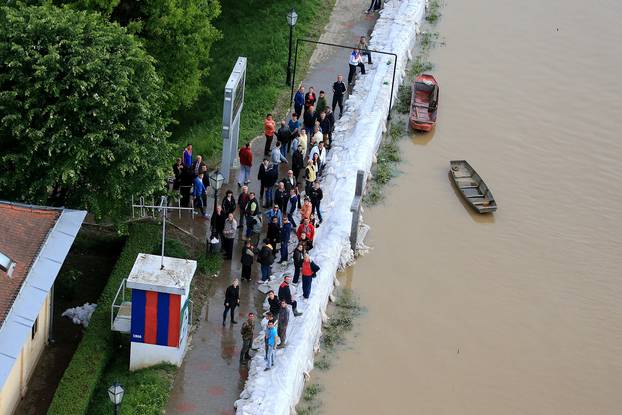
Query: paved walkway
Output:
[[166, 1, 376, 413]]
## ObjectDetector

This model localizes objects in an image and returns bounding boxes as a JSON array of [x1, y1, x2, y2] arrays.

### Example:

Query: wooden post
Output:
[[350, 170, 365, 251]]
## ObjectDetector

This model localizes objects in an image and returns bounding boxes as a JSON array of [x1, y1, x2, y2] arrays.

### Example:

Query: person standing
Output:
[[292, 243, 305, 284], [325, 107, 336, 149], [292, 146, 305, 183], [319, 112, 332, 144], [279, 216, 293, 264], [263, 113, 276, 156], [332, 75, 347, 117], [172, 158, 183, 191], [192, 154, 206, 177], [267, 290, 281, 317], [222, 190, 237, 217], [277, 298, 289, 348], [297, 129, 308, 156], [301, 254, 320, 300], [276, 120, 291, 158], [293, 85, 305, 118], [257, 159, 270, 206], [357, 35, 372, 64], [271, 142, 288, 166], [348, 49, 366, 85], [193, 173, 208, 218], [239, 312, 255, 364], [309, 141, 326, 175], [265, 204, 283, 226], [300, 197, 313, 223], [264, 320, 278, 371], [210, 205, 226, 240], [245, 192, 260, 239], [222, 213, 237, 260], [258, 242, 275, 282], [240, 240, 255, 281], [288, 113, 300, 154], [316, 90, 328, 114], [266, 216, 280, 256], [286, 188, 300, 228], [278, 275, 302, 316], [304, 160, 317, 195], [223, 279, 240, 325], [250, 213, 263, 247], [264, 162, 279, 208], [297, 217, 316, 243], [274, 181, 288, 213], [237, 185, 250, 229], [309, 181, 324, 225], [303, 105, 317, 138], [238, 142, 253, 187], [183, 143, 193, 168], [304, 86, 316, 114]]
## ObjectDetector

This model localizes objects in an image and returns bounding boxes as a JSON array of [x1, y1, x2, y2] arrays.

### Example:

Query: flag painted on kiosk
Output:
[[131, 289, 181, 347]]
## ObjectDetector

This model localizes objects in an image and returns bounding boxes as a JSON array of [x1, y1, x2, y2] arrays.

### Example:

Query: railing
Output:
[[111, 278, 128, 331]]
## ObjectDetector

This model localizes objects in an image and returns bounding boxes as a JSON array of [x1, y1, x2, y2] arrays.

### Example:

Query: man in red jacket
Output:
[[238, 142, 253, 188], [296, 217, 315, 242]]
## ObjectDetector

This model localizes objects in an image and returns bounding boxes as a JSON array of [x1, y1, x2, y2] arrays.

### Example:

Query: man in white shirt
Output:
[[348, 48, 366, 85]]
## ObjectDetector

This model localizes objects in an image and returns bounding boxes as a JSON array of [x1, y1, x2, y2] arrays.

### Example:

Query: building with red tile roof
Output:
[[0, 201, 86, 414]]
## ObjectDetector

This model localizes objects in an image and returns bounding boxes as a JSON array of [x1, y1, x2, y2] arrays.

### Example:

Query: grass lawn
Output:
[[171, 0, 335, 162]]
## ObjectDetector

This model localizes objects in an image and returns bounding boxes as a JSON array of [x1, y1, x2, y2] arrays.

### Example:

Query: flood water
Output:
[[317, 0, 622, 413]]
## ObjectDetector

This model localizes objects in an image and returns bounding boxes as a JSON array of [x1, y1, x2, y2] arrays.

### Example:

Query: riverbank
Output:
[[235, 1, 427, 413]]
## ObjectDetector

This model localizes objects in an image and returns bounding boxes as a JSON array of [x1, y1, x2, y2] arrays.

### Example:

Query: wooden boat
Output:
[[409, 74, 439, 131], [449, 160, 497, 213]]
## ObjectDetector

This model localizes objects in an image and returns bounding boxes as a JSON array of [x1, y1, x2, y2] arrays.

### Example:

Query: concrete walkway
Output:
[[165, 1, 376, 413]]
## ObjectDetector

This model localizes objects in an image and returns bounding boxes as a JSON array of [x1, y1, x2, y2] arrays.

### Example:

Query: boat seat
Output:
[[460, 185, 479, 189]]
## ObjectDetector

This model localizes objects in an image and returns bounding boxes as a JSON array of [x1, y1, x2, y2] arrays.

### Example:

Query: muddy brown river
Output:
[[315, 0, 622, 413]]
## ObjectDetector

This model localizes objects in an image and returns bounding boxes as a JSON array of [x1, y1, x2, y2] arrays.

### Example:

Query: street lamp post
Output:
[[107, 382, 124, 415], [286, 8, 298, 85], [208, 170, 225, 214]]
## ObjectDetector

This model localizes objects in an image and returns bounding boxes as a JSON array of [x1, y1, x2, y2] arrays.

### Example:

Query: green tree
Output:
[[0, 4, 173, 219], [50, 0, 222, 113], [115, 0, 222, 113]]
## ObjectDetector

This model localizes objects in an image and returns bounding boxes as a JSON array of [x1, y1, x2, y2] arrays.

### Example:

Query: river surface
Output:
[[317, 0, 622, 413]]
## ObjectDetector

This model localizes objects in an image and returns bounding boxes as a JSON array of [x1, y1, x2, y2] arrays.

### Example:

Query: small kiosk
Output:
[[117, 253, 197, 371]]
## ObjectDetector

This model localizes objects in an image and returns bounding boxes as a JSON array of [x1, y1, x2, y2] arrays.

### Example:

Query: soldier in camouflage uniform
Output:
[[239, 312, 255, 364]]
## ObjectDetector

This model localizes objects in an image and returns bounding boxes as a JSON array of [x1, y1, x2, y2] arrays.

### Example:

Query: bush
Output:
[[48, 223, 162, 415]]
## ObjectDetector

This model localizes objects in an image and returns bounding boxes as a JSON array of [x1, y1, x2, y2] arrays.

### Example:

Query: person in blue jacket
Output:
[[193, 173, 208, 217], [279, 216, 293, 264], [293, 85, 305, 118]]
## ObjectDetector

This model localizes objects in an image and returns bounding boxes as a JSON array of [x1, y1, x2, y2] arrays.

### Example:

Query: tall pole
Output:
[[213, 188, 218, 214], [290, 39, 300, 104], [286, 24, 294, 85], [160, 196, 167, 270]]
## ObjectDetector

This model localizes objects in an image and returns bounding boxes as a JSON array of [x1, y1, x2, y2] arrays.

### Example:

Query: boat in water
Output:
[[409, 74, 439, 131], [449, 160, 497, 213]]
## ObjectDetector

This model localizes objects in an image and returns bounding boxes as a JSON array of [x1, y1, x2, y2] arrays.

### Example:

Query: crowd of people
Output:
[[170, 58, 375, 370]]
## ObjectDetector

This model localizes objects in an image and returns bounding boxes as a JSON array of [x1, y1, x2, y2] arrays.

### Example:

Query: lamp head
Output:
[[287, 8, 298, 26], [107, 382, 124, 405]]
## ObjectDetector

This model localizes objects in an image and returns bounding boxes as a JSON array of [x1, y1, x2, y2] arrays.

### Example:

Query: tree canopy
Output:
[[53, 0, 222, 113], [0, 4, 173, 218]]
